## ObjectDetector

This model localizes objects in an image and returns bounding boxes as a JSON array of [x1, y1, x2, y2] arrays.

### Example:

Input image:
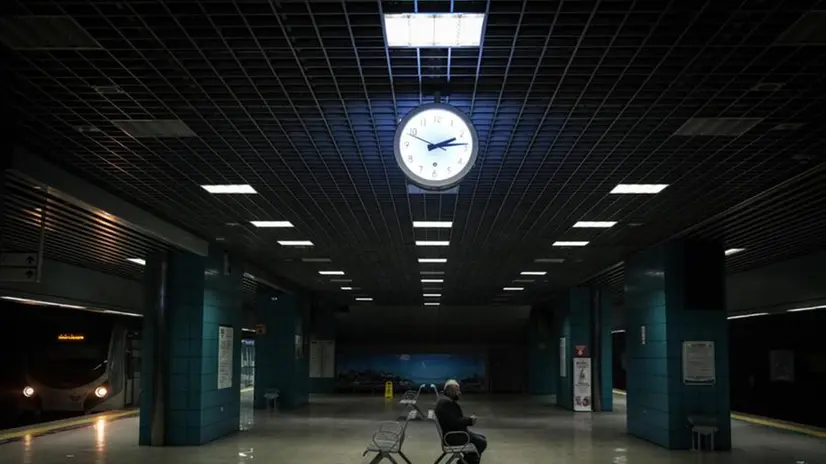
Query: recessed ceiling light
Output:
[[573, 221, 617, 228], [422, 279, 444, 283], [251, 221, 293, 228], [421, 271, 445, 275], [201, 184, 257, 194], [356, 297, 373, 302], [416, 241, 450, 246], [725, 248, 746, 256], [612, 329, 626, 334], [534, 258, 565, 263], [553, 241, 589, 247], [727, 312, 769, 320], [341, 287, 353, 291], [423, 293, 442, 297], [383, 13, 486, 48], [278, 240, 314, 247], [319, 271, 345, 276], [418, 258, 447, 263], [520, 271, 547, 276], [127, 258, 146, 266], [609, 184, 668, 194], [503, 287, 524, 291], [424, 302, 441, 306], [413, 221, 453, 228]]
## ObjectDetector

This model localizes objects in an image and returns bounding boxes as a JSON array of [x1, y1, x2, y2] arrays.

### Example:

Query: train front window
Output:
[[29, 339, 109, 388]]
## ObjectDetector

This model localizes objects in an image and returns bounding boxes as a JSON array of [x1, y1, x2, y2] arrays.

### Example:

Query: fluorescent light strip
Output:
[[534, 258, 565, 263], [553, 241, 589, 247], [424, 302, 441, 306], [103, 309, 142, 317], [341, 287, 353, 291], [420, 271, 445, 275], [201, 184, 257, 194], [251, 221, 293, 228], [242, 328, 256, 333], [319, 271, 345, 276], [503, 287, 524, 291], [413, 221, 453, 228], [573, 221, 617, 228], [520, 271, 547, 276], [513, 279, 534, 283], [612, 329, 626, 334], [301, 258, 331, 263], [278, 240, 314, 247], [418, 258, 447, 263], [356, 297, 373, 302], [610, 184, 668, 194], [423, 293, 442, 297], [725, 248, 746, 256], [330, 279, 352, 283], [727, 312, 769, 320], [1, 296, 86, 310], [127, 258, 146, 266], [787, 305, 826, 313], [422, 279, 444, 283], [416, 241, 450, 246], [383, 13, 486, 48]]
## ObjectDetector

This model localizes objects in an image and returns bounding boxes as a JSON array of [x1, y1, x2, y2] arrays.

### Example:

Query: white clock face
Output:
[[394, 104, 478, 188]]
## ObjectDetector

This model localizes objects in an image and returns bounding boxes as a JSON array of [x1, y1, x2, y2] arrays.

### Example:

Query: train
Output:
[[18, 309, 142, 416]]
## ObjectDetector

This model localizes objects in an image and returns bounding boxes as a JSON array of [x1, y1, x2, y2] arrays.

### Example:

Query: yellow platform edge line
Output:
[[612, 389, 826, 439], [0, 409, 138, 442]]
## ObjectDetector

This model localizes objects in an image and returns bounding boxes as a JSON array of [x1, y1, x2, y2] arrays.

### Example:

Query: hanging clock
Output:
[[393, 103, 479, 190]]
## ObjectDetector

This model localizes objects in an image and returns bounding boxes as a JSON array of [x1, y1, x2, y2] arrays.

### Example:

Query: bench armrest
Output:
[[443, 431, 470, 446]]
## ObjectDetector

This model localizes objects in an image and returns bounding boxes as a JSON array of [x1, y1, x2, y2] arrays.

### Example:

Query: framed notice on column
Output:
[[309, 340, 323, 378], [560, 337, 567, 378], [682, 341, 715, 385], [573, 357, 592, 411], [217, 325, 233, 390]]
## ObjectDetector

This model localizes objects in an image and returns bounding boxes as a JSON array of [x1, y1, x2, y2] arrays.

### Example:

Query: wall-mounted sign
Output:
[[641, 325, 647, 345], [57, 333, 84, 341], [682, 341, 715, 385], [217, 325, 233, 389], [575, 345, 588, 357], [559, 337, 567, 378], [573, 357, 592, 412]]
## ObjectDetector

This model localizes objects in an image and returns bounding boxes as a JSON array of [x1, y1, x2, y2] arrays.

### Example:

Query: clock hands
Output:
[[409, 134, 447, 151], [428, 137, 468, 151]]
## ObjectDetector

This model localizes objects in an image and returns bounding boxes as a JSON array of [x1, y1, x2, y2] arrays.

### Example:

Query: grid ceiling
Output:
[[1, 0, 826, 309]]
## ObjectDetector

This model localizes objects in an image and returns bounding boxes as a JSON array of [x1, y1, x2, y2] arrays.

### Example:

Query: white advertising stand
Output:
[[573, 357, 593, 411]]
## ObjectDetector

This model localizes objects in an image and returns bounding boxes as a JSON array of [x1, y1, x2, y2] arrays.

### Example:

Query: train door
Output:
[[125, 332, 141, 406]]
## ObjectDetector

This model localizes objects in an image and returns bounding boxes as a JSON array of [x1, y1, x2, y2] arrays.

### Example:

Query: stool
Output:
[[264, 389, 280, 411], [691, 425, 718, 451]]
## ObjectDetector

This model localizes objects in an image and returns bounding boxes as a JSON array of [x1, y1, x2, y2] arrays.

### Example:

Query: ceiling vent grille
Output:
[[673, 118, 763, 137], [0, 16, 101, 50], [111, 120, 196, 138], [776, 11, 826, 46]]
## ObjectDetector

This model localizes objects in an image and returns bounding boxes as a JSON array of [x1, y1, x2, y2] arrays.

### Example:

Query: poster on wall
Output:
[[309, 340, 323, 378], [769, 350, 794, 382], [217, 325, 233, 390], [321, 340, 335, 378], [573, 357, 592, 411], [682, 341, 715, 385], [560, 337, 567, 378]]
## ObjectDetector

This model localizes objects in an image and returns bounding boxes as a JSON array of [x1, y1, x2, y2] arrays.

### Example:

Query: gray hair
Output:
[[444, 379, 460, 390]]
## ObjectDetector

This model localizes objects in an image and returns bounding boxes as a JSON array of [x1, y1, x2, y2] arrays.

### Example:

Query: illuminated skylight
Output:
[[413, 221, 453, 228], [552, 241, 589, 247], [727, 312, 769, 320], [503, 287, 524, 291], [573, 221, 617, 228], [725, 248, 746, 256], [319, 271, 345, 276], [422, 279, 444, 283], [418, 258, 447, 263], [383, 13, 486, 48], [201, 184, 257, 194], [278, 240, 314, 247], [416, 241, 450, 246], [609, 184, 668, 194], [520, 271, 547, 276], [127, 258, 146, 266], [251, 221, 293, 228]]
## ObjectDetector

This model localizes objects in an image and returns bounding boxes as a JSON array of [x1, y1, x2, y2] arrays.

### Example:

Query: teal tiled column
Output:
[[139, 246, 243, 446], [625, 239, 730, 450], [253, 290, 310, 410], [526, 305, 557, 395]]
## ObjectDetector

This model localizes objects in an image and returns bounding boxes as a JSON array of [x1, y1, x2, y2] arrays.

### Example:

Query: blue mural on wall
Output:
[[336, 354, 486, 393]]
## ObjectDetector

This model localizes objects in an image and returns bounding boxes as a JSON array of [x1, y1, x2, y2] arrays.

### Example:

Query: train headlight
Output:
[[23, 386, 35, 397], [94, 386, 108, 398]]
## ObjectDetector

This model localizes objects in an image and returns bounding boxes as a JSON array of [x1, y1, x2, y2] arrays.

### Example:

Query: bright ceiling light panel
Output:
[[553, 241, 589, 247], [420, 271, 445, 275], [513, 279, 534, 283], [424, 302, 441, 306], [503, 287, 524, 291], [383, 13, 486, 48], [319, 271, 345, 276], [520, 271, 547, 276], [535, 258, 565, 263], [278, 240, 314, 247], [251, 221, 293, 228], [127, 258, 146, 266], [413, 221, 453, 228], [725, 248, 746, 256], [341, 287, 353, 291], [356, 297, 373, 302], [573, 221, 617, 228], [201, 184, 257, 194], [727, 312, 769, 320], [609, 184, 668, 194], [416, 241, 450, 246], [418, 258, 447, 263], [423, 293, 442, 297], [330, 278, 351, 283], [422, 279, 444, 283]]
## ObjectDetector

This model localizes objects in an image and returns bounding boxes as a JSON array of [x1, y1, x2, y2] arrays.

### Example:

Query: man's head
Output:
[[444, 379, 462, 400]]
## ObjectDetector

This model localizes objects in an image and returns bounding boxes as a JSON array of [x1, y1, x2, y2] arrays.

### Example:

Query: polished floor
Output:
[[1, 391, 824, 463]]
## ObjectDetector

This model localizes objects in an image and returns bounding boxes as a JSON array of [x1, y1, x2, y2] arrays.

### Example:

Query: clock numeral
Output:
[[420, 118, 426, 127], [409, 128, 418, 136], [450, 119, 455, 127], [447, 166, 452, 174], [418, 165, 423, 173], [432, 170, 437, 178], [459, 130, 465, 139], [434, 116, 442, 124], [464, 145, 469, 152], [458, 158, 463, 165], [404, 141, 409, 148], [407, 155, 413, 163]]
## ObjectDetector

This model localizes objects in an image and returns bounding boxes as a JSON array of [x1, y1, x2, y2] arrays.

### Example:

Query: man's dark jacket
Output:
[[435, 396, 473, 445]]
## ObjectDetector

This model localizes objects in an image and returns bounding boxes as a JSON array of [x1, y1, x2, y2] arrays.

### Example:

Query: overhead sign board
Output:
[[0, 252, 40, 283]]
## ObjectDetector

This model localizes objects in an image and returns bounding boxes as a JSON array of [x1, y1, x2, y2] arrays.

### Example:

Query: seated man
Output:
[[435, 379, 487, 464]]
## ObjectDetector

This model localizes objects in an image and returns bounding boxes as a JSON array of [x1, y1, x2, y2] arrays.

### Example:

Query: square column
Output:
[[309, 303, 337, 393], [253, 290, 310, 410], [139, 246, 244, 446], [625, 239, 730, 450], [526, 305, 558, 396]]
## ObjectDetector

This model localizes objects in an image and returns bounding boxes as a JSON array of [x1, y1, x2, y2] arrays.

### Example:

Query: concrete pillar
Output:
[[309, 303, 337, 393], [625, 239, 730, 450], [253, 290, 310, 410], [139, 246, 244, 446], [526, 305, 557, 396]]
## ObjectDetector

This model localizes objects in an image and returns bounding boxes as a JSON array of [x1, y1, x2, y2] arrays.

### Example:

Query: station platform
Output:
[[0, 392, 822, 463]]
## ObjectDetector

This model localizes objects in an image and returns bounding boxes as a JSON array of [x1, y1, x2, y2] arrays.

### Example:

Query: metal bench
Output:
[[688, 415, 719, 451], [398, 384, 426, 420], [362, 420, 413, 464], [433, 414, 478, 464]]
